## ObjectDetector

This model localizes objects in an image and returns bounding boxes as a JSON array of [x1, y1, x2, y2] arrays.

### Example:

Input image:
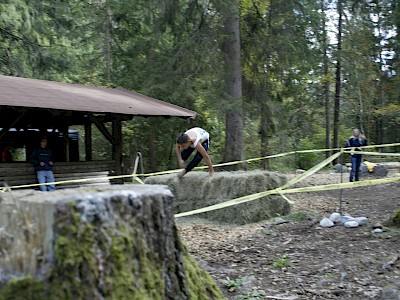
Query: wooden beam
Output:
[[84, 120, 92, 161], [112, 118, 123, 180], [89, 115, 116, 146], [60, 126, 69, 162], [0, 109, 27, 141]]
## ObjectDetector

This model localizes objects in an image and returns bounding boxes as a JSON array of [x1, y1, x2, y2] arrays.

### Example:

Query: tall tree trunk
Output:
[[322, 0, 331, 158], [333, 0, 343, 163], [260, 97, 269, 170], [220, 0, 245, 167], [376, 5, 385, 146], [104, 0, 111, 82]]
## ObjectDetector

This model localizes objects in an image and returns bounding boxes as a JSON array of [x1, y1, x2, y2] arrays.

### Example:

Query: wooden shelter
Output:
[[0, 75, 196, 188]]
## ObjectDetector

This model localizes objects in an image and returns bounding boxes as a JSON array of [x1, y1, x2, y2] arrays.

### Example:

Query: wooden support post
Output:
[[62, 127, 69, 162], [84, 121, 92, 161], [112, 118, 123, 182]]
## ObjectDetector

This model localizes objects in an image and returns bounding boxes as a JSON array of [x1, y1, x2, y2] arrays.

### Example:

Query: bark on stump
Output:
[[0, 185, 223, 300]]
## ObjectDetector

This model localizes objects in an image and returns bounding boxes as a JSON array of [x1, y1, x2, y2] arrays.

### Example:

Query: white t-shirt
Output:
[[185, 127, 209, 148]]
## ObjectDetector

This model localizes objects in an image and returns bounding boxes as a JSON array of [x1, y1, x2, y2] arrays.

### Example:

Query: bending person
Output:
[[175, 127, 214, 177]]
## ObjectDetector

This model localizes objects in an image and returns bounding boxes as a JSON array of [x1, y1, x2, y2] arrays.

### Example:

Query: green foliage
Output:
[[286, 212, 311, 221], [222, 277, 243, 292], [1, 0, 399, 171], [271, 253, 291, 269], [295, 137, 323, 170], [234, 290, 266, 300], [182, 247, 225, 300]]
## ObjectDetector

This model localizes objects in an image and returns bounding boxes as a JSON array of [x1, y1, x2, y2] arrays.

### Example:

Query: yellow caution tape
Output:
[[133, 176, 145, 184], [1, 142, 399, 191], [352, 142, 400, 150], [135, 142, 400, 177], [174, 150, 342, 217], [279, 151, 342, 190], [343, 151, 400, 157], [175, 176, 400, 218]]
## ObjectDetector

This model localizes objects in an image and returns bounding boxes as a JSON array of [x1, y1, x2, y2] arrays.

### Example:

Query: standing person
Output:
[[30, 137, 56, 191], [346, 128, 367, 182], [175, 127, 214, 178], [1, 146, 13, 162]]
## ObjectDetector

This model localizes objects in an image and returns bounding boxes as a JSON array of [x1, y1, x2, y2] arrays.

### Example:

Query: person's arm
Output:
[[48, 149, 54, 166], [30, 149, 39, 165], [195, 142, 214, 176], [346, 138, 352, 148], [175, 144, 185, 168]]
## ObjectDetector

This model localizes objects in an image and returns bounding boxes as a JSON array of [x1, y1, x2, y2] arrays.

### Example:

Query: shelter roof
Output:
[[0, 75, 196, 119]]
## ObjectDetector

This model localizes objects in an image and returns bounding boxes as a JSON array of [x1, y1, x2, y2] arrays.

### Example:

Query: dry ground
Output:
[[177, 171, 400, 300]]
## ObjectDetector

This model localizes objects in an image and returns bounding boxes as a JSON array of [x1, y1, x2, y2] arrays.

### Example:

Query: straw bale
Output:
[[144, 170, 291, 224]]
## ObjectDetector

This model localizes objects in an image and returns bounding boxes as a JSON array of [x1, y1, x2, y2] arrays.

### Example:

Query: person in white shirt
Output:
[[175, 127, 214, 177]]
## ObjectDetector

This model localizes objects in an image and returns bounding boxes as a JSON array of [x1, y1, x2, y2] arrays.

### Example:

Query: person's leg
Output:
[[185, 140, 209, 172], [354, 156, 362, 181], [349, 156, 357, 182], [46, 170, 56, 191], [202, 140, 209, 151], [181, 147, 195, 161], [37, 170, 47, 192]]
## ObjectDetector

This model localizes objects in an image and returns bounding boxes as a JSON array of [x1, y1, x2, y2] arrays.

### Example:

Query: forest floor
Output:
[[177, 170, 400, 300]]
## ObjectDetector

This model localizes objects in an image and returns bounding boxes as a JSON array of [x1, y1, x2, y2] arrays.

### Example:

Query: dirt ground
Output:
[[177, 170, 400, 300]]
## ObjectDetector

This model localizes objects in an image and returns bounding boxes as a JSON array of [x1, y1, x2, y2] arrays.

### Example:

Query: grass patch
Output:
[[261, 229, 278, 237], [221, 277, 243, 292], [271, 254, 291, 269], [286, 212, 310, 221], [234, 290, 266, 300]]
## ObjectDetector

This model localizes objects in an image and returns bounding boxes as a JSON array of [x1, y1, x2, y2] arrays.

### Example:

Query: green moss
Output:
[[182, 246, 225, 300], [0, 276, 46, 300], [51, 205, 166, 300], [390, 209, 400, 227], [50, 205, 99, 299]]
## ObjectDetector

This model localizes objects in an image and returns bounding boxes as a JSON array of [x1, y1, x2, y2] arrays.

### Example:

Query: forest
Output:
[[1, 0, 399, 173]]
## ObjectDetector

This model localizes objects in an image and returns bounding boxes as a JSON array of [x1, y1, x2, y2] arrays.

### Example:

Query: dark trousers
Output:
[[181, 140, 209, 172], [350, 155, 362, 182]]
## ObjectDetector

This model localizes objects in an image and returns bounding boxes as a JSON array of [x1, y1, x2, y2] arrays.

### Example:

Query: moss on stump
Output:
[[0, 186, 224, 300], [387, 209, 400, 227]]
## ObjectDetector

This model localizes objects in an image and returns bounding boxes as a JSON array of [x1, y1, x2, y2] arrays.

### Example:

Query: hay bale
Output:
[[144, 170, 291, 224]]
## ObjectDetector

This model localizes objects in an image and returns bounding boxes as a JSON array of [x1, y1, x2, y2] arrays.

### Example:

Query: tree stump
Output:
[[0, 186, 223, 300]]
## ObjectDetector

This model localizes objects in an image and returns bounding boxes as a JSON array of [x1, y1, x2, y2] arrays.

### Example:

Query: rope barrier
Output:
[[174, 146, 400, 218], [174, 176, 400, 218], [1, 142, 399, 192]]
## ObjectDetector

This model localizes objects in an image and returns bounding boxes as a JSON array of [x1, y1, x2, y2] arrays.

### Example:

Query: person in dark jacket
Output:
[[30, 137, 55, 191], [346, 128, 368, 182]]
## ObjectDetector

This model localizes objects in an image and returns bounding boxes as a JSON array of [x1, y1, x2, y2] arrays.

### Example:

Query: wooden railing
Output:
[[0, 161, 115, 189]]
